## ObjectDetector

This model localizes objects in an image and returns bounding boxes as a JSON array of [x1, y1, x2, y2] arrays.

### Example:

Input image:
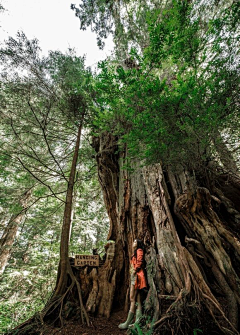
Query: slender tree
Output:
[[0, 34, 94, 328]]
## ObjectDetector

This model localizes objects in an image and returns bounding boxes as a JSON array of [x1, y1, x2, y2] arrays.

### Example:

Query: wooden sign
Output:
[[74, 254, 99, 267]]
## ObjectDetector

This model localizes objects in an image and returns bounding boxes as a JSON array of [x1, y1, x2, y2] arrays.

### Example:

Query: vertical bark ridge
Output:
[[92, 135, 240, 333]]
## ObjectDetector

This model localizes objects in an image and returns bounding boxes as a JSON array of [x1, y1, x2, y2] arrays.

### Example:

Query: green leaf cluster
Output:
[[0, 34, 109, 331], [93, 1, 239, 172]]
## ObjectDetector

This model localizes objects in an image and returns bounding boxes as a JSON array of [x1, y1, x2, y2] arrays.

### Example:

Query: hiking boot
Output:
[[135, 309, 142, 323], [118, 311, 134, 329]]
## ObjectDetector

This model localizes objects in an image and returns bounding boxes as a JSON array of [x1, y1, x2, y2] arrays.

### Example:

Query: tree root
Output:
[[153, 293, 238, 335], [152, 249, 239, 335], [41, 262, 89, 326]]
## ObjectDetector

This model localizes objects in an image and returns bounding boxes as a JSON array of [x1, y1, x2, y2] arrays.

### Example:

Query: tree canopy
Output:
[[91, 0, 239, 171], [0, 0, 239, 334], [0, 33, 108, 333]]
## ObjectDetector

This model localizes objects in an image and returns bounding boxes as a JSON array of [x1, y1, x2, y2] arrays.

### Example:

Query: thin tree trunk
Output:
[[39, 115, 90, 327], [0, 190, 31, 275], [36, 115, 90, 327], [54, 118, 84, 296]]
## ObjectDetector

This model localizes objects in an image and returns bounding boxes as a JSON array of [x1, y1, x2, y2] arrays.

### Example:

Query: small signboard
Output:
[[74, 254, 99, 267]]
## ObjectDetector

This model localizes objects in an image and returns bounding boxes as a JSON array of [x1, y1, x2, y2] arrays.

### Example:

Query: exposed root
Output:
[[73, 272, 89, 325], [153, 293, 238, 335], [42, 262, 89, 326], [151, 247, 239, 335]]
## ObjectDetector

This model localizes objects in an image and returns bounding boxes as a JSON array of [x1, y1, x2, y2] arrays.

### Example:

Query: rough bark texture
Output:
[[85, 241, 116, 318], [89, 133, 240, 334], [0, 190, 31, 275], [9, 130, 240, 335]]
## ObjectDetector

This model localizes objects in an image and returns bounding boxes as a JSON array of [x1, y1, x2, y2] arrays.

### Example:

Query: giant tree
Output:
[[72, 1, 240, 334]]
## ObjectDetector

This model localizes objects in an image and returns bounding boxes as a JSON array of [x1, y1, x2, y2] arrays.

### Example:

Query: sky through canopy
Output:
[[0, 0, 113, 67]]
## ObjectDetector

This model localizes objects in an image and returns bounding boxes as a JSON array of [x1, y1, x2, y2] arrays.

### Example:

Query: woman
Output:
[[119, 239, 147, 329]]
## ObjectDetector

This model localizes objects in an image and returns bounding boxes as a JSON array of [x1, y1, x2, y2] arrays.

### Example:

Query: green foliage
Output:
[[128, 315, 155, 335], [0, 0, 239, 332], [0, 261, 57, 333], [193, 329, 203, 335], [93, 1, 239, 173], [71, 0, 154, 56], [69, 137, 109, 255], [0, 160, 108, 332], [0, 195, 61, 333], [0, 33, 96, 213], [0, 33, 109, 332]]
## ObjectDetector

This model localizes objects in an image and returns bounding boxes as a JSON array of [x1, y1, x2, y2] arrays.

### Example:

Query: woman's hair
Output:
[[133, 239, 144, 257], [136, 239, 144, 250]]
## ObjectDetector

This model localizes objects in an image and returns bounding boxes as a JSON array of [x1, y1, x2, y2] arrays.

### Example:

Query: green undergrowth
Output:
[[0, 265, 55, 334]]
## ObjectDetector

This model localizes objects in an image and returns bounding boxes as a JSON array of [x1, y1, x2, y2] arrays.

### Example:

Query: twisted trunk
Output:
[[90, 133, 240, 334]]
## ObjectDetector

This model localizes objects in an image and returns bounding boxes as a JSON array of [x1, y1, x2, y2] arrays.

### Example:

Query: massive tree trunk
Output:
[[10, 131, 239, 335], [89, 132, 240, 334], [0, 189, 31, 275]]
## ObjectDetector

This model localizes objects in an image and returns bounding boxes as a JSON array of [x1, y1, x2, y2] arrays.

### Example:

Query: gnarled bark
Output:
[[90, 133, 240, 334], [86, 241, 116, 317]]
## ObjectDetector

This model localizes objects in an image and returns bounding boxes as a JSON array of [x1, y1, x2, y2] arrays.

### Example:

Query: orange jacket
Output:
[[131, 248, 147, 290]]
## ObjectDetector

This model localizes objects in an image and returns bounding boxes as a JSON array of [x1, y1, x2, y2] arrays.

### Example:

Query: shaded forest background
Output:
[[0, 0, 239, 334]]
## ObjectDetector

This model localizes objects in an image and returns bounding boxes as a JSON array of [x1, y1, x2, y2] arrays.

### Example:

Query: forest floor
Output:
[[46, 310, 128, 335]]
